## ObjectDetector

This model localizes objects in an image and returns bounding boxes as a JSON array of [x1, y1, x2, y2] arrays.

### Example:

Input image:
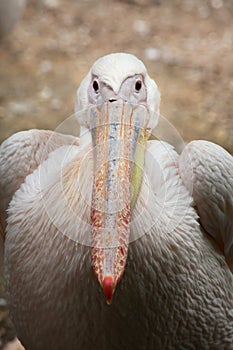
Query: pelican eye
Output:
[[93, 80, 99, 93], [135, 80, 142, 92]]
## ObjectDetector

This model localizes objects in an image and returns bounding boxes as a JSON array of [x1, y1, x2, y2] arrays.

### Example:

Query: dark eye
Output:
[[93, 80, 99, 93], [135, 80, 142, 92]]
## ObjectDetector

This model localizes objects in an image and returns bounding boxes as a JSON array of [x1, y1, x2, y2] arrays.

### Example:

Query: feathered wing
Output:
[[0, 129, 79, 238], [179, 140, 233, 269]]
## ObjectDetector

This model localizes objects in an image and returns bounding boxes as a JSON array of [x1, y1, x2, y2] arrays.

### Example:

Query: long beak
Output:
[[89, 101, 149, 304]]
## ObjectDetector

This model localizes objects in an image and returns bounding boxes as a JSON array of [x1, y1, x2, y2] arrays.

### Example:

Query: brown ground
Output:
[[0, 0, 232, 348]]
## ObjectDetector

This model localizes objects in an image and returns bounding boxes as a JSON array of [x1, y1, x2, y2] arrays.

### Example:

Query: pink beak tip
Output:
[[103, 275, 115, 305]]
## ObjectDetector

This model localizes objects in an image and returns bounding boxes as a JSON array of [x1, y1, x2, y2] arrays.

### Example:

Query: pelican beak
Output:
[[89, 101, 150, 304]]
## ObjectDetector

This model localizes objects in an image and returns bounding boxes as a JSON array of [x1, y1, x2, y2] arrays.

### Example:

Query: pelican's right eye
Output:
[[93, 80, 99, 93]]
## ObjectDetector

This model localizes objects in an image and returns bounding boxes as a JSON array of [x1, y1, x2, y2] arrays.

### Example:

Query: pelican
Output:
[[0, 53, 232, 350]]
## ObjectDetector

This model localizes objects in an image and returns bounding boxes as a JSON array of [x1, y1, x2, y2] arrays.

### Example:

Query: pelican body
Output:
[[0, 53, 233, 350]]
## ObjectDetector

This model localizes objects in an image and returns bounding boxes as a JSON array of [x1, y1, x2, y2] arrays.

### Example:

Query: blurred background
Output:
[[0, 0, 232, 348], [0, 0, 233, 153]]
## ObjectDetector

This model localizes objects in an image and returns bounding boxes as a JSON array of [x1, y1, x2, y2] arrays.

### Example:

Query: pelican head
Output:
[[75, 53, 160, 304]]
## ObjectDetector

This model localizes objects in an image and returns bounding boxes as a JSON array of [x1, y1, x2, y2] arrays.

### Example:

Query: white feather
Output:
[[1, 54, 233, 350]]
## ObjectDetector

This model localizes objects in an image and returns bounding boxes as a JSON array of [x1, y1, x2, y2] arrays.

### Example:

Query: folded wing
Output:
[[179, 140, 233, 269], [0, 129, 79, 239]]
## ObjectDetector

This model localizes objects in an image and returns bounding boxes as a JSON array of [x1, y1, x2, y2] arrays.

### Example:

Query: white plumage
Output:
[[0, 53, 232, 350]]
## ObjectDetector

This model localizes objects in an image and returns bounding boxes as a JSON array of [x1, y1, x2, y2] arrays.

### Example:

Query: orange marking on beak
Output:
[[103, 275, 114, 305]]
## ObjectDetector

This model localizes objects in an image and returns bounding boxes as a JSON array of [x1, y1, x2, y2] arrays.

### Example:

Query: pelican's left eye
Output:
[[135, 79, 142, 92]]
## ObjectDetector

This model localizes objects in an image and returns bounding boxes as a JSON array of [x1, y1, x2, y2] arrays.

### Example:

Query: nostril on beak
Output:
[[109, 98, 117, 103]]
